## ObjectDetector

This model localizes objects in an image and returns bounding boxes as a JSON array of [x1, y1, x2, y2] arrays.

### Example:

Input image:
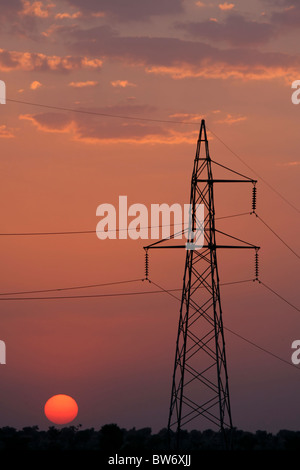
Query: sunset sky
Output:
[[0, 0, 299, 433]]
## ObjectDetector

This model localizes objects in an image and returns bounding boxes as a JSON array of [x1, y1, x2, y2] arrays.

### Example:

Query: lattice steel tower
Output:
[[144, 120, 259, 448]]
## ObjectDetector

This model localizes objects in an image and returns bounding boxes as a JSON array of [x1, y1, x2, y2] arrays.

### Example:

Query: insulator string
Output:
[[252, 183, 257, 212], [145, 249, 149, 281], [255, 249, 259, 280]]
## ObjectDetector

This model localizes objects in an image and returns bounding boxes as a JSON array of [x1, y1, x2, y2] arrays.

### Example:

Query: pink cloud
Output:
[[276, 161, 300, 167], [145, 64, 297, 82], [219, 2, 235, 11], [19, 107, 199, 145], [66, 0, 184, 22], [30, 80, 42, 90], [177, 14, 275, 46], [168, 113, 205, 122], [91, 12, 106, 18], [215, 113, 247, 125], [20, 1, 54, 18], [111, 80, 136, 88], [0, 125, 15, 138], [68, 80, 99, 88], [271, 1, 300, 28], [0, 48, 102, 72], [63, 25, 299, 82], [19, 113, 74, 134], [55, 11, 82, 19]]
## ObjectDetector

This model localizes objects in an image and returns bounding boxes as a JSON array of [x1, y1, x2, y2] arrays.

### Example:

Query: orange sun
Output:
[[44, 394, 78, 425]]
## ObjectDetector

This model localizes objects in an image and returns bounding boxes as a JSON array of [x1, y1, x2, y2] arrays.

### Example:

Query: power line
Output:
[[253, 212, 300, 259], [0, 278, 254, 299], [221, 279, 255, 287], [7, 97, 299, 215], [7, 98, 198, 126], [7, 277, 295, 371], [0, 212, 250, 237], [259, 280, 300, 312], [0, 275, 297, 369], [0, 278, 143, 296], [0, 229, 95, 236], [208, 127, 300, 215], [217, 212, 251, 221], [0, 287, 182, 301], [149, 279, 300, 372], [224, 326, 299, 370]]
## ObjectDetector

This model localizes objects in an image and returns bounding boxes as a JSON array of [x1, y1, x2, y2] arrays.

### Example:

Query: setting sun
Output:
[[44, 394, 78, 425]]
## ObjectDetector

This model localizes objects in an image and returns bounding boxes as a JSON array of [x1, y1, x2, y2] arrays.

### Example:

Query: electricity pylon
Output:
[[144, 120, 259, 448]]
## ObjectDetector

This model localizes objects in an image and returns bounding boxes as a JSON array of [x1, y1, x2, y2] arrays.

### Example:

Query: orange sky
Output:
[[0, 0, 299, 433]]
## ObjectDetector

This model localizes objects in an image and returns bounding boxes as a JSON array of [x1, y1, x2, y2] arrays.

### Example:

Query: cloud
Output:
[[270, 1, 300, 28], [176, 13, 276, 46], [0, 0, 23, 18], [145, 62, 298, 82], [55, 11, 82, 19], [58, 24, 300, 82], [30, 80, 42, 89], [219, 2, 235, 10], [276, 161, 300, 167], [215, 113, 247, 124], [19, 105, 198, 144], [0, 0, 39, 38], [0, 125, 15, 138], [66, 0, 184, 21], [91, 12, 106, 18], [41, 24, 60, 37], [0, 48, 102, 72], [20, 1, 54, 18], [68, 80, 99, 87], [111, 80, 136, 88], [168, 113, 204, 122], [20, 112, 73, 133]]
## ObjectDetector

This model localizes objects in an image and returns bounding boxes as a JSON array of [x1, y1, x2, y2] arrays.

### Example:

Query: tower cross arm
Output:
[[197, 179, 257, 183], [143, 244, 260, 250]]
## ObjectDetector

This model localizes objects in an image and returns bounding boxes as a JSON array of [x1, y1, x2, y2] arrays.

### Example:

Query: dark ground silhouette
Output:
[[0, 424, 299, 452]]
